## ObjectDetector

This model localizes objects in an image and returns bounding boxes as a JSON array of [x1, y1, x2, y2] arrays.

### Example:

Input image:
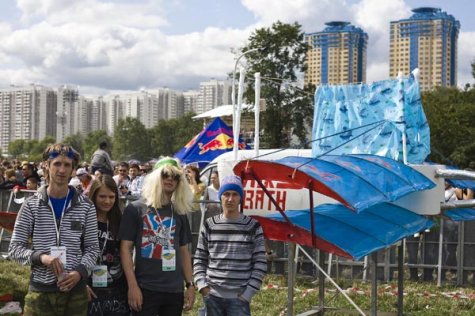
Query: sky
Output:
[[0, 0, 474, 96]]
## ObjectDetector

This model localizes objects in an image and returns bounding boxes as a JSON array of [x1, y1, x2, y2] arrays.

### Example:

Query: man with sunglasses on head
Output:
[[119, 157, 195, 315], [9, 143, 100, 316]]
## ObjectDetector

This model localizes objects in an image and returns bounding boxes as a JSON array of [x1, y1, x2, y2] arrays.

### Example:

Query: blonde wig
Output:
[[141, 157, 193, 215]]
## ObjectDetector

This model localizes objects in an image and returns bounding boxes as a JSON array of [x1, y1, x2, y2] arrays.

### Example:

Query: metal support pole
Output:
[[437, 218, 444, 287], [318, 250, 325, 315], [457, 221, 464, 286], [371, 252, 378, 316], [397, 243, 404, 316], [287, 243, 296, 316]]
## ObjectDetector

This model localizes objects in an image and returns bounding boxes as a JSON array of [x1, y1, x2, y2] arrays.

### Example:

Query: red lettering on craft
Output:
[[276, 191, 287, 210], [244, 190, 254, 209], [266, 190, 275, 210], [255, 190, 264, 209]]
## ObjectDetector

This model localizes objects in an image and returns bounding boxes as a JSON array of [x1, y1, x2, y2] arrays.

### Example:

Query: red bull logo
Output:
[[198, 134, 246, 155]]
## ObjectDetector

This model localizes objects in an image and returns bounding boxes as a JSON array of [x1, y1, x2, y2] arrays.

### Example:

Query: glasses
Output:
[[47, 148, 76, 160], [161, 171, 180, 181], [118, 169, 127, 172]]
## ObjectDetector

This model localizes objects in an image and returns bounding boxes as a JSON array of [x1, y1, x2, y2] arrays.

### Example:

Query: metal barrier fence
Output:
[[2, 189, 474, 285]]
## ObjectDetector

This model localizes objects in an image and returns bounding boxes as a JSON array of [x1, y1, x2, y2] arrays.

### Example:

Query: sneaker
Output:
[[0, 301, 22, 314]]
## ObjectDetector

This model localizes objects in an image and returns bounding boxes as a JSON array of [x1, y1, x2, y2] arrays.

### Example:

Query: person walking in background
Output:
[[127, 163, 144, 199], [185, 165, 205, 211], [91, 142, 113, 176], [119, 157, 195, 315], [193, 175, 267, 316], [8, 143, 99, 316], [202, 171, 221, 219], [113, 162, 130, 198], [86, 175, 130, 316]]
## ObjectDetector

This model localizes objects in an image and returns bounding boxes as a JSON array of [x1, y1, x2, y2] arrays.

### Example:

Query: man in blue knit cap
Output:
[[193, 175, 267, 316]]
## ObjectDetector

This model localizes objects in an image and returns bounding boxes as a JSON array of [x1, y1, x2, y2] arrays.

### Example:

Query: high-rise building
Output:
[[0, 85, 56, 153], [183, 90, 200, 114], [305, 21, 368, 86], [389, 7, 460, 91], [56, 85, 79, 142], [196, 79, 232, 114], [156, 88, 184, 120]]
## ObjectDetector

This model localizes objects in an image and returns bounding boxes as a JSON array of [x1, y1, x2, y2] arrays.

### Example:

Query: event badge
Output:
[[50, 246, 67, 267], [162, 249, 176, 271], [92, 265, 108, 287]]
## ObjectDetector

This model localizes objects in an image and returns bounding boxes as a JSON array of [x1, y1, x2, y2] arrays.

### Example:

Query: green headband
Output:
[[154, 158, 179, 170]]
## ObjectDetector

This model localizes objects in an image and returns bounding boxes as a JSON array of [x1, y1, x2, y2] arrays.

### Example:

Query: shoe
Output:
[[0, 301, 22, 314]]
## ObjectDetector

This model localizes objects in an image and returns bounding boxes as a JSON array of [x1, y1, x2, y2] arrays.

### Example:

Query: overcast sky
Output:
[[0, 0, 473, 96]]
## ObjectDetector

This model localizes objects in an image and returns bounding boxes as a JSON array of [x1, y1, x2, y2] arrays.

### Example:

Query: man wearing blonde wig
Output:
[[119, 157, 195, 315]]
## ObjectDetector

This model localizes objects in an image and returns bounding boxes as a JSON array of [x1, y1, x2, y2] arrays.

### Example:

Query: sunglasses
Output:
[[47, 148, 76, 160], [161, 171, 180, 181]]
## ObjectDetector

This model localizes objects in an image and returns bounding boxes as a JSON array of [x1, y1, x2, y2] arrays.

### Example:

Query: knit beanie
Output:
[[218, 175, 244, 200]]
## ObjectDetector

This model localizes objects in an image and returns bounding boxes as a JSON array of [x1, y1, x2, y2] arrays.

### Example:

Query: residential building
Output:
[[305, 21, 368, 86], [196, 79, 232, 114], [0, 85, 56, 153], [183, 90, 200, 114], [56, 85, 79, 142], [389, 7, 460, 91], [156, 88, 184, 120]]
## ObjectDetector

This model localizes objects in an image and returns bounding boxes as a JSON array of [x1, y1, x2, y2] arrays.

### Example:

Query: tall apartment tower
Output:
[[183, 90, 200, 114], [389, 7, 460, 91], [196, 79, 232, 114], [305, 21, 368, 86], [0, 85, 56, 153], [56, 85, 79, 142]]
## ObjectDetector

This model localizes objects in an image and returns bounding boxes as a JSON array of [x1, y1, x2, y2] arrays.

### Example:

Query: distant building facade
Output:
[[305, 21, 368, 86], [0, 85, 56, 153], [196, 79, 232, 114], [389, 7, 460, 91]]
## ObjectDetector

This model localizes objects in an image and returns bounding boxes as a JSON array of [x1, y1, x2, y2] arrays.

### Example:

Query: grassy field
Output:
[[1, 259, 475, 315]]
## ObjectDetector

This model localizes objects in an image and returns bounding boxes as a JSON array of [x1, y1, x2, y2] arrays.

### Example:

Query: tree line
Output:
[[6, 113, 202, 163]]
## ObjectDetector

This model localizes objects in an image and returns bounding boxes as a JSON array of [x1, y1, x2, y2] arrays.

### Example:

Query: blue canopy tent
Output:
[[174, 117, 249, 168]]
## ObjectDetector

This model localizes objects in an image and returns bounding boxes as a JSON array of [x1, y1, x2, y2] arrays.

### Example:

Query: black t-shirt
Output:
[[89, 221, 126, 289], [118, 201, 192, 293]]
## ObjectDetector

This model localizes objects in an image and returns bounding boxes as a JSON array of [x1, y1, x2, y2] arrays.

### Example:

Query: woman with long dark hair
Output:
[[87, 175, 130, 316]]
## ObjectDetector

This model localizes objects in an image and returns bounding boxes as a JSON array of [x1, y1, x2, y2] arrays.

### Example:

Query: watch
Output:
[[185, 281, 195, 289]]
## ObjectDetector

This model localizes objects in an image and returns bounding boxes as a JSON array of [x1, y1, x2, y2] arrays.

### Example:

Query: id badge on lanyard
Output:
[[162, 249, 176, 271], [49, 191, 69, 268], [154, 207, 176, 272], [92, 265, 108, 287]]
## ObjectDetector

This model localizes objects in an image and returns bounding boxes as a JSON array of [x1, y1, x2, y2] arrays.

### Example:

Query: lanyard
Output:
[[48, 189, 70, 247], [98, 220, 109, 264], [152, 205, 174, 248]]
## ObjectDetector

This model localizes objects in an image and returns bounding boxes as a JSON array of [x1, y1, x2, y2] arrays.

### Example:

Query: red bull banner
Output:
[[175, 117, 249, 168]]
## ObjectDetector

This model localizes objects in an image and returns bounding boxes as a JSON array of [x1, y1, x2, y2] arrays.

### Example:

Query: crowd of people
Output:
[[5, 142, 266, 316], [2, 141, 474, 315]]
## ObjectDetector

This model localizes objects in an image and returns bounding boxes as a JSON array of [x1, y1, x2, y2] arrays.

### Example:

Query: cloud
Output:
[[0, 0, 472, 94], [458, 31, 475, 86]]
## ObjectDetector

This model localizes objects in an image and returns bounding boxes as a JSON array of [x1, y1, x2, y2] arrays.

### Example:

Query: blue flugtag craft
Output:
[[311, 74, 430, 164]]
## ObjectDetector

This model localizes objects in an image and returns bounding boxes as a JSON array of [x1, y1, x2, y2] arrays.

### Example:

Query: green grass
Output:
[[1, 259, 475, 315]]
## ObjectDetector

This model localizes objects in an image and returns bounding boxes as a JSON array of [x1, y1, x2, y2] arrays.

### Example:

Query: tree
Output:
[[150, 113, 202, 157], [8, 140, 28, 159], [472, 59, 475, 80], [63, 133, 84, 159], [238, 21, 313, 148], [84, 130, 112, 163], [422, 86, 475, 169], [112, 117, 150, 162]]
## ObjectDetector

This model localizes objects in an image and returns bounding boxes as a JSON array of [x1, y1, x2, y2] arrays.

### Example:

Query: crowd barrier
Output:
[[2, 190, 474, 285]]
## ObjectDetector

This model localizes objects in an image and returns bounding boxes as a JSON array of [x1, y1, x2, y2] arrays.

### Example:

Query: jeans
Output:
[[204, 294, 250, 316]]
